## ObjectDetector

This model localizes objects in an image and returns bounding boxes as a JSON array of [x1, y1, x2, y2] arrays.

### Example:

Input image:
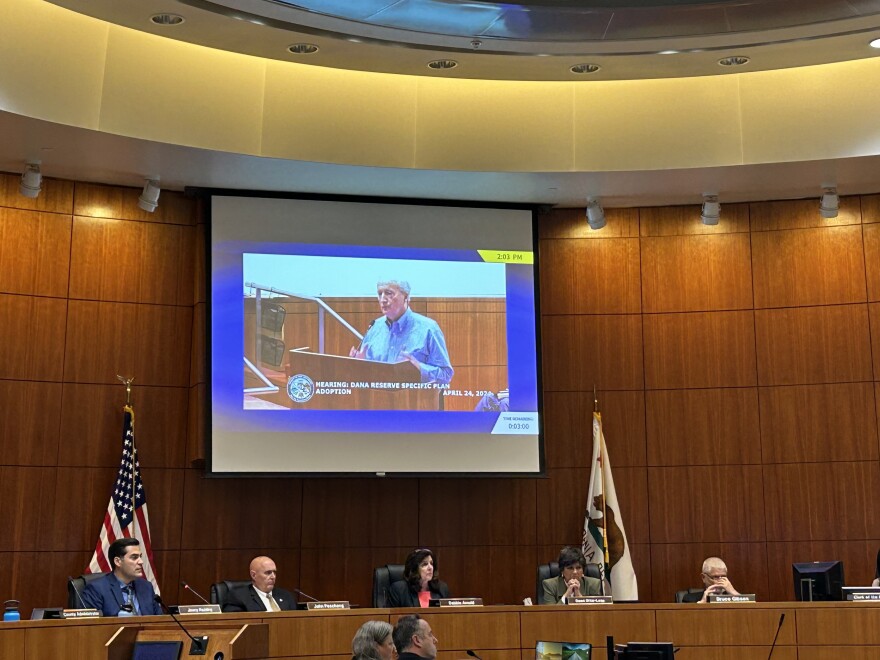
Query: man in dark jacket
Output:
[[222, 556, 296, 612], [392, 614, 438, 659]]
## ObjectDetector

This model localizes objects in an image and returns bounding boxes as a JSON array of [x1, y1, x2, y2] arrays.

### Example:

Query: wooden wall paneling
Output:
[[639, 203, 750, 236], [536, 467, 650, 547], [191, 302, 205, 386], [538, 238, 641, 314], [669, 649, 796, 660], [24, 622, 154, 660], [63, 301, 192, 386], [425, 300, 507, 313], [57, 384, 188, 468], [0, 468, 57, 551], [542, 390, 646, 469], [68, 217, 196, 305], [0, 208, 71, 297], [751, 226, 867, 308], [0, 551, 99, 621], [765, 539, 880, 602], [655, 606, 795, 645], [538, 207, 640, 240], [519, 608, 655, 649], [758, 383, 879, 463], [431, 309, 508, 366], [269, 612, 389, 657], [0, 294, 67, 381], [647, 465, 766, 543], [646, 388, 761, 466], [300, 478, 419, 549], [177, 548, 301, 605], [73, 182, 195, 226], [0, 172, 74, 214], [640, 234, 753, 313], [180, 469, 302, 550], [749, 196, 861, 231], [541, 314, 644, 391], [150, 549, 182, 604], [297, 546, 410, 606], [863, 194, 880, 223], [865, 224, 880, 302], [194, 220, 206, 304], [0, 381, 62, 466], [405, 609, 520, 652], [649, 542, 770, 604], [795, 607, 880, 645], [186, 383, 205, 465], [872, 303, 880, 381], [642, 311, 757, 389], [762, 462, 880, 542], [419, 478, 537, 547], [798, 649, 880, 660], [754, 305, 873, 385]]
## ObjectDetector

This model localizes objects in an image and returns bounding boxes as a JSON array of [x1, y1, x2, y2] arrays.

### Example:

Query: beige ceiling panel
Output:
[[574, 75, 744, 171], [0, 0, 107, 128], [415, 78, 574, 172], [99, 27, 264, 155], [740, 58, 880, 164], [262, 62, 417, 168]]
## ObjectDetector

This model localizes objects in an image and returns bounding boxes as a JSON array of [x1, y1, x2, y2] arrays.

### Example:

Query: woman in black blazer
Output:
[[388, 549, 450, 608]]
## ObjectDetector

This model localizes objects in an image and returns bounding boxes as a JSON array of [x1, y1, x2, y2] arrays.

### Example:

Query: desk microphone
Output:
[[767, 612, 785, 660], [180, 581, 211, 606], [466, 651, 483, 660], [67, 576, 88, 610], [293, 588, 320, 603], [154, 595, 208, 656]]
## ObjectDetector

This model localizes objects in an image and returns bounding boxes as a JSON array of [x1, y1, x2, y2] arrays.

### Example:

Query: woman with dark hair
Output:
[[387, 549, 450, 608], [541, 545, 602, 604], [351, 620, 395, 660]]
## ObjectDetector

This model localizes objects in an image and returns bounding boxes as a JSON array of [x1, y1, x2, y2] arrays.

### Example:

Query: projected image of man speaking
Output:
[[349, 279, 454, 385]]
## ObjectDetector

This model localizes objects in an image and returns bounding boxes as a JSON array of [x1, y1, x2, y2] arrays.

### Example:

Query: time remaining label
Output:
[[478, 250, 534, 264]]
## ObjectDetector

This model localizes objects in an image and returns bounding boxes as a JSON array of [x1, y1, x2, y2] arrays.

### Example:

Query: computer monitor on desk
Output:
[[793, 560, 844, 601], [535, 641, 591, 659]]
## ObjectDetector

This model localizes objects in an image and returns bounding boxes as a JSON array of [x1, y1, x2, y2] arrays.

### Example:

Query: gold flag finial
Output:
[[593, 384, 598, 412], [116, 375, 135, 405]]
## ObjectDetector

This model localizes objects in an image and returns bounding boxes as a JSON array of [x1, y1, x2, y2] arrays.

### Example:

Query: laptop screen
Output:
[[536, 641, 592, 659]]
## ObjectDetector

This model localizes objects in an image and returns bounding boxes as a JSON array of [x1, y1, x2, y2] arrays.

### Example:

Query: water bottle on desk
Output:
[[3, 600, 20, 622]]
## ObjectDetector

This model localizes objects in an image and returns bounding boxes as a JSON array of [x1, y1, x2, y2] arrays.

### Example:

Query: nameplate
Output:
[[306, 601, 350, 610], [61, 608, 101, 619], [843, 587, 880, 601], [569, 596, 613, 605], [430, 598, 483, 607], [708, 594, 756, 603], [177, 604, 222, 615]]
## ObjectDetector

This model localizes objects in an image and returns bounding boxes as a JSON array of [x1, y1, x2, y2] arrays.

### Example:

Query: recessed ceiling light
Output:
[[288, 43, 319, 55], [658, 50, 679, 55], [428, 59, 458, 70], [150, 13, 184, 26], [570, 63, 600, 74], [718, 55, 750, 67], [870, 38, 880, 49]]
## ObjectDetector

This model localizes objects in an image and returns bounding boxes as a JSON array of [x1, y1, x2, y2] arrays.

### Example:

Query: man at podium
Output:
[[81, 538, 162, 616], [350, 280, 453, 385]]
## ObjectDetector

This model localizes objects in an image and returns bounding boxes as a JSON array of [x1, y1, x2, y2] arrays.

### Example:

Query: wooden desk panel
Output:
[[23, 621, 123, 660], [673, 649, 796, 660], [795, 605, 880, 645], [0, 628, 24, 659], [268, 610, 385, 657], [799, 648, 880, 660], [520, 606, 655, 649], [655, 605, 795, 646], [396, 608, 520, 651]]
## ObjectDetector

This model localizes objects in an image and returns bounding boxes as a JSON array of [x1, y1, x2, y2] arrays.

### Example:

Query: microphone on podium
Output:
[[466, 651, 483, 660], [154, 595, 209, 655], [180, 581, 211, 605], [293, 587, 320, 603]]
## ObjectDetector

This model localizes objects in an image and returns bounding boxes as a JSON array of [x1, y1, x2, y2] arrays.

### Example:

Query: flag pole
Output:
[[117, 375, 135, 537], [594, 385, 611, 596]]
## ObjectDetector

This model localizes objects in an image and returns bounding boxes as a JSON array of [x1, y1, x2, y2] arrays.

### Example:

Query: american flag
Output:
[[85, 404, 160, 594]]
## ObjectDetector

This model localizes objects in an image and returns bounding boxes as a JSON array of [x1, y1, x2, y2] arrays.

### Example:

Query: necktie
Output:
[[267, 593, 281, 612]]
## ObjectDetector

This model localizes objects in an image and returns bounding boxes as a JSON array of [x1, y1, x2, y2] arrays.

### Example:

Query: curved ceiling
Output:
[[48, 0, 880, 80]]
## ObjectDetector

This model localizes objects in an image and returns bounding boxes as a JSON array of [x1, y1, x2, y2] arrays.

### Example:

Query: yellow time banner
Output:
[[477, 250, 534, 264]]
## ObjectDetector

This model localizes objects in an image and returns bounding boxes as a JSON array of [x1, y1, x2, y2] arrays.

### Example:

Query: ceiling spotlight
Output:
[[150, 13, 184, 26], [870, 38, 880, 49], [718, 55, 750, 67], [288, 43, 319, 54], [570, 63, 600, 74], [138, 179, 161, 213], [19, 162, 42, 199], [586, 197, 606, 230], [701, 193, 720, 225], [819, 186, 839, 218], [428, 59, 458, 70]]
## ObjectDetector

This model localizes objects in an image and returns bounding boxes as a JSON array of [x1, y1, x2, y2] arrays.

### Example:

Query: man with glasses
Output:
[[349, 279, 453, 385], [683, 556, 741, 603], [392, 614, 439, 659], [542, 546, 602, 604], [81, 538, 162, 616]]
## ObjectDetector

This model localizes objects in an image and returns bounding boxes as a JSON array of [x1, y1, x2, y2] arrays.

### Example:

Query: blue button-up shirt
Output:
[[361, 308, 454, 384]]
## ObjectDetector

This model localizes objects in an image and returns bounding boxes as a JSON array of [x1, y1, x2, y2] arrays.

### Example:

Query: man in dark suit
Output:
[[681, 557, 741, 603], [392, 614, 438, 659], [81, 538, 162, 616], [222, 556, 296, 612]]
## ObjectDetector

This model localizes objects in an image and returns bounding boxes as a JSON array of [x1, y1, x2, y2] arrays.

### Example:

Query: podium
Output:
[[249, 350, 441, 410], [105, 622, 268, 660]]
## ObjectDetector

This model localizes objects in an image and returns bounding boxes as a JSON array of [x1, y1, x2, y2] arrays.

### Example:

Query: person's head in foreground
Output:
[[352, 619, 396, 660], [392, 614, 438, 659]]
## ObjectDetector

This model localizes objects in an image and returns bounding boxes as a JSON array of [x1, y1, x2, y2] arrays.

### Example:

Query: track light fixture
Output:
[[701, 193, 720, 225], [586, 197, 606, 230], [819, 186, 839, 218], [19, 162, 42, 198], [138, 179, 161, 213]]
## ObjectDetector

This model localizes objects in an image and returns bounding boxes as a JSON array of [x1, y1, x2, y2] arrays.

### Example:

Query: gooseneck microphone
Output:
[[767, 612, 785, 660], [293, 587, 320, 603], [180, 581, 211, 606], [466, 651, 483, 660], [67, 576, 88, 609], [154, 595, 209, 656]]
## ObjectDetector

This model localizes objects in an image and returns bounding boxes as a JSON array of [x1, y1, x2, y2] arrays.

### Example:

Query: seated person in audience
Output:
[[81, 537, 162, 616], [352, 620, 396, 660], [683, 556, 741, 603], [388, 548, 450, 608], [873, 548, 880, 587], [222, 555, 296, 612], [542, 545, 602, 604], [393, 614, 438, 660]]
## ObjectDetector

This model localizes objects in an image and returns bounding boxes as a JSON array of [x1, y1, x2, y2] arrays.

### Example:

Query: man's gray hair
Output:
[[377, 279, 411, 297], [702, 557, 727, 574]]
